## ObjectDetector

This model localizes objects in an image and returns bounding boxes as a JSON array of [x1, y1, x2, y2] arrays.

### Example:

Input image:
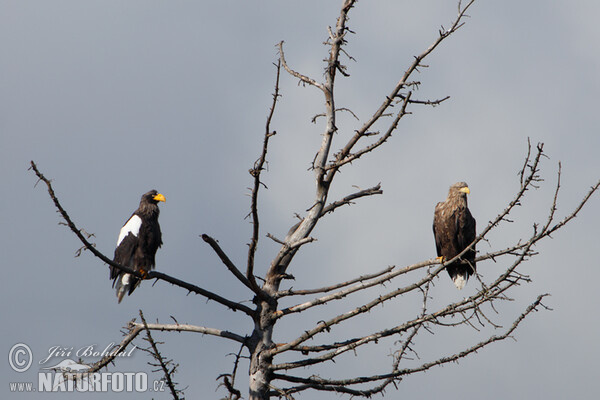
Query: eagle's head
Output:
[[449, 182, 470, 196], [142, 190, 166, 205]]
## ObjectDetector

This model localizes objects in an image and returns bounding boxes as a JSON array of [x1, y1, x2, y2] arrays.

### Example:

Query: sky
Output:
[[2, 1, 599, 399]]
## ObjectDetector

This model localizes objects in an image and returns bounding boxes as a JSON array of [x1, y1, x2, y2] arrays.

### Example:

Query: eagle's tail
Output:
[[447, 261, 475, 290], [452, 273, 468, 290], [115, 273, 134, 303]]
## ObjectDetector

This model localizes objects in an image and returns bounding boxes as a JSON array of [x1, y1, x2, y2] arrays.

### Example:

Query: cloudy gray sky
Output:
[[2, 1, 599, 399]]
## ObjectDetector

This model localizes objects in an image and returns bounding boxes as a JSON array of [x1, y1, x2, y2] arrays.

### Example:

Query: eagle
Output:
[[110, 190, 166, 303], [433, 182, 476, 289]]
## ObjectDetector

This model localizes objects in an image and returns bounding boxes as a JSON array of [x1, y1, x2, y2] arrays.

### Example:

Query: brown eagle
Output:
[[110, 190, 166, 303], [433, 182, 476, 289]]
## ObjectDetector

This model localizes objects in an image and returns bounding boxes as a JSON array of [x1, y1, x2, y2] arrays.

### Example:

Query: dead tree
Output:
[[30, 1, 599, 399]]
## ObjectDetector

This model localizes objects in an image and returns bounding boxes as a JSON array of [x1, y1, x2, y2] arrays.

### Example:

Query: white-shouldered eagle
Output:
[[433, 182, 476, 289], [110, 190, 166, 303]]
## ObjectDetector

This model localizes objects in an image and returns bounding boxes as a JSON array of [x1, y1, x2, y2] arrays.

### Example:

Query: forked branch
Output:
[[270, 294, 548, 397], [247, 60, 283, 299], [277, 41, 325, 92], [328, 0, 476, 178], [87, 317, 246, 376], [139, 310, 184, 400]]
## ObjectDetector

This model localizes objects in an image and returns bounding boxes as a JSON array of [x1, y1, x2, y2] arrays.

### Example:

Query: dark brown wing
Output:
[[434, 201, 460, 258], [133, 218, 162, 273], [110, 213, 141, 283], [111, 233, 137, 282], [432, 202, 444, 257], [455, 206, 476, 271]]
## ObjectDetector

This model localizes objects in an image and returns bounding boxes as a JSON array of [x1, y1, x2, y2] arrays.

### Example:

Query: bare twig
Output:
[[86, 320, 143, 373], [327, 91, 412, 171], [319, 184, 383, 216], [132, 321, 247, 344], [276, 264, 394, 298], [201, 234, 260, 295], [395, 93, 451, 106], [277, 41, 325, 92], [218, 375, 241, 400], [225, 343, 246, 399], [139, 310, 183, 400], [247, 60, 283, 298]]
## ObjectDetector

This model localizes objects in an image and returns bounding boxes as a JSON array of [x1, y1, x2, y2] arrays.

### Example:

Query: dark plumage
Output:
[[110, 190, 165, 303], [433, 182, 476, 289]]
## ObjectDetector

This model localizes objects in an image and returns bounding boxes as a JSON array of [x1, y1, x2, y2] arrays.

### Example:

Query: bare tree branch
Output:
[[147, 271, 255, 316], [276, 264, 394, 298], [266, 0, 358, 292], [133, 321, 247, 344], [139, 310, 184, 400], [320, 184, 383, 216], [218, 343, 246, 400], [219, 375, 242, 400], [86, 320, 144, 373], [277, 41, 325, 92], [201, 233, 259, 295], [273, 230, 539, 373], [396, 93, 451, 106], [544, 179, 600, 236], [87, 318, 246, 377], [247, 60, 283, 298], [327, 91, 412, 171], [327, 0, 476, 179], [271, 293, 548, 397]]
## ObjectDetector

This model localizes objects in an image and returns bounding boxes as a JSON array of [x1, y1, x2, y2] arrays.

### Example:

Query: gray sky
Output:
[[2, 1, 599, 399]]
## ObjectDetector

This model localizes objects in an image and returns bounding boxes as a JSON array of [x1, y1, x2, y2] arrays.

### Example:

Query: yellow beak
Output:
[[153, 193, 166, 202], [460, 187, 470, 194]]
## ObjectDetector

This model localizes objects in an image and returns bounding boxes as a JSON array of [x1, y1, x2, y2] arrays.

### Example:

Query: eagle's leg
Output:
[[436, 256, 445, 263]]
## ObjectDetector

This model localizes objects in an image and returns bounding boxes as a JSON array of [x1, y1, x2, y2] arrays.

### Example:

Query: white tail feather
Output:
[[116, 274, 132, 303], [453, 274, 467, 290]]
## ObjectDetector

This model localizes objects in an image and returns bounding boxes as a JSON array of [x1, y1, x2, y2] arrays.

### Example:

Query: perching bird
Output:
[[433, 182, 476, 289], [110, 190, 166, 303]]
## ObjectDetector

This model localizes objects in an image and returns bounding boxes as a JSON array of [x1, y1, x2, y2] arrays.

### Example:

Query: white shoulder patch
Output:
[[117, 215, 142, 246]]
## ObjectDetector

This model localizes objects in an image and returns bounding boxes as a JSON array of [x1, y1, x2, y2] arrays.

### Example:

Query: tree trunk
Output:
[[248, 296, 276, 400]]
